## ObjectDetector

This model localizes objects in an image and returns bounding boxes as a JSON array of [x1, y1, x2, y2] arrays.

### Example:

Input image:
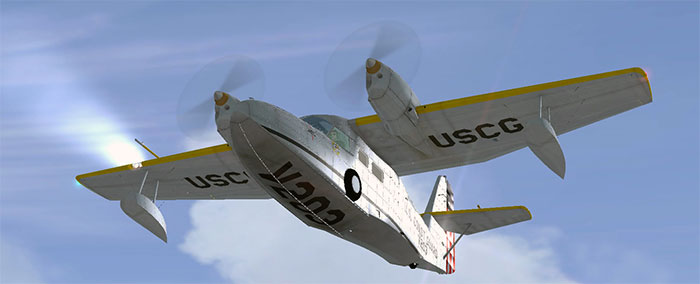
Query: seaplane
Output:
[[76, 24, 652, 274]]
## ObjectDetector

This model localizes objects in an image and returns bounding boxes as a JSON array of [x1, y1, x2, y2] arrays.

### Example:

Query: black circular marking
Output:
[[344, 168, 362, 201]]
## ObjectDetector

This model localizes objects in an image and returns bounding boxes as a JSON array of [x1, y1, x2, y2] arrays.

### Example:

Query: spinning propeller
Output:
[[176, 55, 264, 140], [324, 22, 422, 112], [176, 22, 420, 139]]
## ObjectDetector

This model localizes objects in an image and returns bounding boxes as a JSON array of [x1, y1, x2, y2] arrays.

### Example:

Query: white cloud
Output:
[[180, 200, 575, 283]]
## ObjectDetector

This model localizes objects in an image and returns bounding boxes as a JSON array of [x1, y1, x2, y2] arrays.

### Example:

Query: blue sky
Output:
[[1, 1, 698, 283]]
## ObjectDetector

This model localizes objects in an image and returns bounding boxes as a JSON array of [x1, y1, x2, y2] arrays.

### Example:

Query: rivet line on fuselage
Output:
[[238, 124, 343, 237], [261, 125, 343, 178]]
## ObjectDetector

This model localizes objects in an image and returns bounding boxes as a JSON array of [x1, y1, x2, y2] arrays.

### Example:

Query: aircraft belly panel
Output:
[[343, 214, 420, 266], [228, 117, 363, 234]]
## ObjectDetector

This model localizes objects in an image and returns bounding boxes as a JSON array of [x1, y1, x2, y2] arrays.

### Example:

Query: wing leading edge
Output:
[[350, 67, 652, 176]]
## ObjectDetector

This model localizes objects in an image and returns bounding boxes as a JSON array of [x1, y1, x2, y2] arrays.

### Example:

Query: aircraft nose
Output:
[[366, 58, 381, 74], [214, 91, 229, 106]]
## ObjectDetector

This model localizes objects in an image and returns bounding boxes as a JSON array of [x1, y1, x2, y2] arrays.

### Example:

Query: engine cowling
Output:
[[365, 58, 430, 154]]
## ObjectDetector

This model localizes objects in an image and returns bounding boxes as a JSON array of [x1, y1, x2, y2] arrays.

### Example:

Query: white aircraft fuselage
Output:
[[216, 96, 447, 273]]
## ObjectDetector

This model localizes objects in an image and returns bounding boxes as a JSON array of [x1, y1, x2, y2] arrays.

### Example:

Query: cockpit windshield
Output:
[[302, 116, 353, 152], [302, 116, 334, 135]]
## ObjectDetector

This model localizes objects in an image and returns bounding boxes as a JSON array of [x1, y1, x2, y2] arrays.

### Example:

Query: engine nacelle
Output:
[[365, 58, 420, 135], [365, 58, 429, 153]]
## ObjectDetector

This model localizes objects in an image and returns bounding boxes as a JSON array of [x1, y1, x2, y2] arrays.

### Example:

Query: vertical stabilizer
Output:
[[424, 175, 454, 213], [423, 175, 455, 274]]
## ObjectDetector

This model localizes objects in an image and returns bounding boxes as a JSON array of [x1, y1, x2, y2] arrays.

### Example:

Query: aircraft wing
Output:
[[77, 144, 269, 201], [349, 68, 652, 176], [423, 206, 532, 235]]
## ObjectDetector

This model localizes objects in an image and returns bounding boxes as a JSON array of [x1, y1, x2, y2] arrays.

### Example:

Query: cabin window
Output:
[[358, 151, 369, 167], [371, 162, 384, 182]]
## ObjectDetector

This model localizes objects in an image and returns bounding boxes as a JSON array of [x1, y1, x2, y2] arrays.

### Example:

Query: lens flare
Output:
[[34, 57, 149, 169], [102, 138, 146, 166]]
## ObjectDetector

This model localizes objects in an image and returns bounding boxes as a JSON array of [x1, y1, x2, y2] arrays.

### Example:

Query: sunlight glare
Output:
[[102, 139, 145, 166]]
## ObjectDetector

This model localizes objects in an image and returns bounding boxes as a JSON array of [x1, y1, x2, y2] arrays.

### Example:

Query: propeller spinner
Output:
[[324, 22, 422, 112], [176, 55, 264, 140]]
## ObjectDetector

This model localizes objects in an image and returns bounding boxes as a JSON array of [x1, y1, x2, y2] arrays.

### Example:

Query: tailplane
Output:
[[422, 175, 532, 275]]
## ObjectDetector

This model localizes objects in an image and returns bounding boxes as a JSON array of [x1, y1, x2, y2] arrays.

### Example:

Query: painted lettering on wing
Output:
[[184, 171, 249, 188], [428, 117, 524, 148]]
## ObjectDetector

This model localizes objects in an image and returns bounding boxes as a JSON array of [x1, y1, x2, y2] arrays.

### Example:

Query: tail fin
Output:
[[425, 175, 454, 213], [423, 176, 456, 274], [422, 176, 533, 274]]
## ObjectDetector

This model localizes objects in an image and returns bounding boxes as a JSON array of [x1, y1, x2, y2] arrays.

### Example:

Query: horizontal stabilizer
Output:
[[423, 206, 531, 235]]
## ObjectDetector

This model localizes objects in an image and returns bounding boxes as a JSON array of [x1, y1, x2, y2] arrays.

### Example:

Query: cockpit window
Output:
[[302, 116, 334, 134], [302, 116, 353, 153]]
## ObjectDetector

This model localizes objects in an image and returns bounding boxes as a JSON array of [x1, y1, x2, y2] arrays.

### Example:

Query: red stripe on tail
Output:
[[445, 208, 455, 274]]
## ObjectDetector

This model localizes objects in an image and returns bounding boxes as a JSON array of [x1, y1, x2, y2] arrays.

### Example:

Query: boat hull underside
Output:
[[226, 114, 423, 267]]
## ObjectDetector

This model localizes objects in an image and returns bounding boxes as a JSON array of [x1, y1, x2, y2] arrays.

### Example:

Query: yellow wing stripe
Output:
[[75, 144, 232, 182], [355, 67, 649, 126], [421, 205, 532, 219]]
